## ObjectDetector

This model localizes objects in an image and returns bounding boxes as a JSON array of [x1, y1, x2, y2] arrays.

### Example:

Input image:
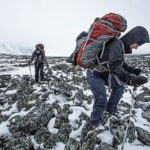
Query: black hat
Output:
[[121, 26, 149, 54]]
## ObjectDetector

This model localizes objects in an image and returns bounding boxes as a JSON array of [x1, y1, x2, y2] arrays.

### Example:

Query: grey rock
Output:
[[95, 142, 113, 150], [65, 138, 80, 150], [0, 75, 11, 88], [34, 127, 56, 149], [135, 91, 150, 102], [110, 117, 124, 146], [127, 121, 136, 143], [9, 104, 54, 134], [3, 133, 33, 150], [119, 101, 130, 108], [136, 127, 150, 146], [57, 123, 72, 144], [142, 111, 150, 122]]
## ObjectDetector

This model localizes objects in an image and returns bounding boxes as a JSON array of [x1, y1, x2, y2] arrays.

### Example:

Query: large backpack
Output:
[[67, 13, 127, 69], [66, 31, 88, 66]]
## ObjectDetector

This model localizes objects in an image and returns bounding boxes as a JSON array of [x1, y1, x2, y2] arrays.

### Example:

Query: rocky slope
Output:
[[0, 53, 150, 150]]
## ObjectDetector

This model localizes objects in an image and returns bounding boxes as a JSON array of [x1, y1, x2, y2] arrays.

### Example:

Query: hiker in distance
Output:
[[29, 43, 49, 83], [87, 26, 149, 127]]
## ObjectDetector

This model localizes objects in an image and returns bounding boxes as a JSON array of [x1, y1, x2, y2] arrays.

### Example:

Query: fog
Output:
[[0, 0, 150, 56]]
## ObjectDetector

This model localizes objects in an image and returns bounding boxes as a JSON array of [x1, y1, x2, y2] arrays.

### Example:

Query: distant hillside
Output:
[[0, 44, 32, 55]]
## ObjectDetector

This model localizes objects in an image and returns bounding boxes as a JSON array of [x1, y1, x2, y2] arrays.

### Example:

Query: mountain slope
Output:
[[0, 54, 150, 150]]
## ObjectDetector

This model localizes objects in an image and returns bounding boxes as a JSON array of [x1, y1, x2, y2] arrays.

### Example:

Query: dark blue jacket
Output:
[[30, 50, 48, 65], [93, 26, 149, 83]]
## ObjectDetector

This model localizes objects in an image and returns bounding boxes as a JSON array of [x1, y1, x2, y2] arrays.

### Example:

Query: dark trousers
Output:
[[35, 62, 44, 83], [87, 69, 125, 125]]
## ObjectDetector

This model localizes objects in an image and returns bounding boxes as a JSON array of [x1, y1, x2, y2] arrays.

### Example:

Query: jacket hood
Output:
[[121, 26, 149, 54]]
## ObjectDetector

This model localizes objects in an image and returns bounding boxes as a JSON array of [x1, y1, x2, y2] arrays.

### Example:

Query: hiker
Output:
[[87, 26, 149, 127], [29, 43, 48, 83]]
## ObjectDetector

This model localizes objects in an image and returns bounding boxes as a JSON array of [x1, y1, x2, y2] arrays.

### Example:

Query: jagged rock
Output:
[[135, 91, 150, 102], [0, 113, 9, 124], [57, 123, 72, 144], [127, 121, 136, 143], [136, 127, 150, 146], [79, 113, 89, 125], [0, 75, 11, 88], [95, 142, 113, 150], [3, 132, 33, 150], [110, 117, 124, 146], [142, 111, 150, 122], [9, 104, 54, 134], [0, 136, 6, 149], [52, 101, 61, 114], [72, 75, 85, 85], [54, 104, 72, 128], [41, 92, 50, 101], [34, 127, 56, 149], [73, 90, 92, 106], [80, 130, 101, 150], [64, 138, 80, 150], [119, 101, 130, 108]]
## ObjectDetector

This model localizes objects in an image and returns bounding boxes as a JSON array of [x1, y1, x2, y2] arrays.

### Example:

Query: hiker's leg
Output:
[[40, 63, 44, 81], [106, 76, 125, 113], [87, 70, 107, 125], [35, 63, 39, 83]]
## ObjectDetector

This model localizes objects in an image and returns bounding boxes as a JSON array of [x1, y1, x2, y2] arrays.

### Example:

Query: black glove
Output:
[[133, 68, 142, 75], [128, 75, 148, 86]]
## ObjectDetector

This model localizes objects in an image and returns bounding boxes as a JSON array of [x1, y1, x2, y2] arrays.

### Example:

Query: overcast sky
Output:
[[0, 0, 150, 56]]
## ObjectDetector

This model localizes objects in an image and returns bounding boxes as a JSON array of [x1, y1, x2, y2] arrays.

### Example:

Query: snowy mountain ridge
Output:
[[0, 44, 32, 56]]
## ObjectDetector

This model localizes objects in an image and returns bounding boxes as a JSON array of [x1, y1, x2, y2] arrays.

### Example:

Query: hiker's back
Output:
[[99, 38, 124, 62], [67, 13, 127, 69], [76, 13, 127, 69]]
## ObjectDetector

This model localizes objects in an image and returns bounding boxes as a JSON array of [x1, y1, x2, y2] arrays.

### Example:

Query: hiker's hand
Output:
[[46, 64, 49, 68], [128, 75, 148, 86], [133, 68, 142, 76]]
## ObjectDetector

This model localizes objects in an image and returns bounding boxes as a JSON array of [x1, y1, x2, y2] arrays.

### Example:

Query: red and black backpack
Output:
[[67, 13, 127, 69]]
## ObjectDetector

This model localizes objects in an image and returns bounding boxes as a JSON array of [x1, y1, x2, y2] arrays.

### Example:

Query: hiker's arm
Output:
[[108, 40, 130, 83], [30, 52, 35, 63], [123, 63, 141, 75], [109, 40, 147, 86]]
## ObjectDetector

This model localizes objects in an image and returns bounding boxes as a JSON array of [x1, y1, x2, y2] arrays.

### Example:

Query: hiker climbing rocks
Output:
[[87, 26, 149, 127], [29, 43, 48, 83]]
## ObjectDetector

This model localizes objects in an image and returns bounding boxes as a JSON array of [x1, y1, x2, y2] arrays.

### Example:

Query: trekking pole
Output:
[[29, 63, 32, 77], [121, 86, 137, 150]]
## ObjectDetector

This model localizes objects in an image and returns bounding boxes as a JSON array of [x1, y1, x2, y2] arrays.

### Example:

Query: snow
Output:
[[118, 140, 150, 150], [0, 121, 11, 137], [97, 130, 114, 144], [0, 65, 34, 76], [48, 117, 59, 134], [69, 121, 86, 139], [5, 89, 17, 95], [47, 94, 73, 108], [55, 142, 65, 150], [2, 102, 18, 116]]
